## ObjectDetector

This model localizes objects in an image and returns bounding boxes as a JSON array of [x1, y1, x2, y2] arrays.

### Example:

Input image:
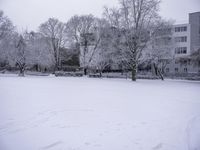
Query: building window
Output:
[[175, 26, 187, 32], [175, 68, 178, 73], [188, 59, 191, 65], [175, 47, 187, 54], [175, 27, 179, 32], [183, 26, 187, 31], [181, 60, 188, 66], [175, 36, 187, 42], [184, 68, 187, 73], [166, 68, 169, 73]]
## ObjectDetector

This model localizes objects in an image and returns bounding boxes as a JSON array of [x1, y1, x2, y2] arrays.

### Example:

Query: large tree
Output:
[[66, 15, 104, 75], [104, 0, 161, 81], [39, 18, 67, 71], [91, 24, 126, 75], [7, 33, 28, 76], [25, 31, 54, 71]]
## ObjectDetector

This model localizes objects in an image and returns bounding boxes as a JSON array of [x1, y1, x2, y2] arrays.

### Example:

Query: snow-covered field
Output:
[[0, 75, 200, 150]]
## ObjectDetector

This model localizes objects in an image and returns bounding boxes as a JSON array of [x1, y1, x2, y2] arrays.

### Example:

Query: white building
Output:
[[165, 12, 200, 75], [173, 24, 191, 57]]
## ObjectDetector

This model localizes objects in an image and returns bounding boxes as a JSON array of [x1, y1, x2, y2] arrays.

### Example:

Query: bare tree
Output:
[[9, 33, 27, 76], [66, 15, 103, 75], [104, 0, 161, 81], [0, 10, 15, 41], [80, 18, 116, 75], [25, 31, 54, 71], [91, 24, 127, 76], [88, 24, 112, 75], [146, 20, 174, 80], [103, 7, 121, 29], [65, 15, 96, 47], [0, 10, 15, 67], [39, 18, 67, 71]]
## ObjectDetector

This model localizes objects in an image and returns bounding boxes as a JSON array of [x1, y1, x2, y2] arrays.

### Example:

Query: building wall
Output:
[[189, 12, 200, 53], [173, 24, 191, 57], [165, 12, 200, 75], [165, 59, 200, 74]]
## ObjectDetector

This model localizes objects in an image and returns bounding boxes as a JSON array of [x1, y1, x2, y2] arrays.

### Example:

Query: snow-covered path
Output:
[[0, 76, 200, 150]]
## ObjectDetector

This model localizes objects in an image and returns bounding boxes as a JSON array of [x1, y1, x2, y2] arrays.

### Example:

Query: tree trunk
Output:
[[131, 63, 137, 81], [54, 61, 59, 73], [84, 68, 87, 76], [153, 63, 164, 80], [99, 71, 102, 78], [131, 40, 137, 81], [153, 63, 158, 76], [157, 69, 164, 81], [36, 64, 39, 72], [17, 62, 25, 77], [19, 67, 25, 77]]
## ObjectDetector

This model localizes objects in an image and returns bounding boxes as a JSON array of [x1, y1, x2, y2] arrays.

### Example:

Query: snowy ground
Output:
[[0, 75, 200, 150]]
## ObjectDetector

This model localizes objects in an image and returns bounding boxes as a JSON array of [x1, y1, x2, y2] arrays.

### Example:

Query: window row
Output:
[[175, 36, 187, 42], [175, 26, 187, 32], [175, 47, 187, 54]]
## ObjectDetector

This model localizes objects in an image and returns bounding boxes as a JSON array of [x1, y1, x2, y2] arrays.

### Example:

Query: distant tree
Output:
[[0, 10, 15, 41], [0, 10, 15, 67], [9, 33, 27, 76], [66, 15, 93, 74], [91, 24, 124, 75], [25, 31, 54, 71], [65, 15, 95, 44], [146, 20, 174, 80], [103, 7, 126, 69], [39, 18, 67, 71], [80, 32, 99, 75], [66, 15, 104, 75]]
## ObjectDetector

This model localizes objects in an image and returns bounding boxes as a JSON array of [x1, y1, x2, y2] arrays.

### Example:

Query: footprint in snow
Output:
[[41, 141, 63, 150], [141, 122, 147, 125], [152, 143, 163, 150]]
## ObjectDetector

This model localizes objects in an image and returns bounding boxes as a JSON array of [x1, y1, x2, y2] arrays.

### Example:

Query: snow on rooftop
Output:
[[175, 20, 188, 25]]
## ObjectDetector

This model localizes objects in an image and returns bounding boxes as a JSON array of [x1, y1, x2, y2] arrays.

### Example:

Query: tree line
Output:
[[0, 0, 175, 81]]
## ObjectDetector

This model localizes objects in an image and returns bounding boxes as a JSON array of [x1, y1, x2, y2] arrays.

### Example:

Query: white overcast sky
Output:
[[0, 0, 200, 31]]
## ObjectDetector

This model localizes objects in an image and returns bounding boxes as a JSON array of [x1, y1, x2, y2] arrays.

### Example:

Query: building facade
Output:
[[173, 23, 191, 57], [189, 12, 200, 54], [165, 12, 200, 75]]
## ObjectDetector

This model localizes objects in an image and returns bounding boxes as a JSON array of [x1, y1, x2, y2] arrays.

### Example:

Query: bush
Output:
[[55, 71, 83, 77]]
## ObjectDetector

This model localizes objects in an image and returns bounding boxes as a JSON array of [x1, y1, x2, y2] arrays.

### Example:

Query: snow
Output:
[[0, 75, 200, 150]]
